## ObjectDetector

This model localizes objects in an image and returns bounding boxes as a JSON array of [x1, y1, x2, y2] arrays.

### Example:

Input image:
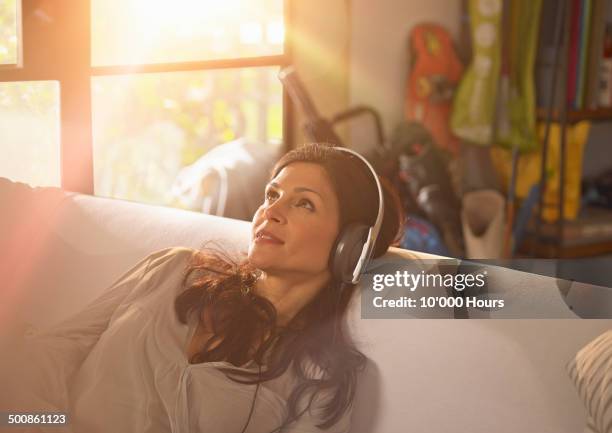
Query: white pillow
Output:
[[568, 330, 612, 433]]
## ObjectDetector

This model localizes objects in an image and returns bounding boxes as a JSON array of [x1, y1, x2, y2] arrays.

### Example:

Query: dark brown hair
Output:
[[174, 143, 404, 430]]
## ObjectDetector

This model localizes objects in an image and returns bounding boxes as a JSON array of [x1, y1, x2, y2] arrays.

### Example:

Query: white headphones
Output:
[[329, 147, 385, 284]]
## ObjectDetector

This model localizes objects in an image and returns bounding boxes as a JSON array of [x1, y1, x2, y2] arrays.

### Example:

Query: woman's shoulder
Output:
[[146, 246, 199, 263], [141, 246, 204, 275], [117, 247, 199, 296]]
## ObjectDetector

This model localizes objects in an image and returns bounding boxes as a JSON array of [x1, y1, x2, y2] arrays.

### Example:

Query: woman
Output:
[[0, 143, 403, 433]]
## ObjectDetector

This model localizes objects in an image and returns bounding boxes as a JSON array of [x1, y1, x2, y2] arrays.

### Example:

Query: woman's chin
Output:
[[247, 247, 277, 270]]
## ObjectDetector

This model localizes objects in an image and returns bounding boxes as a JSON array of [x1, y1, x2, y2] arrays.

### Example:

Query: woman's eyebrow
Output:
[[268, 181, 323, 198]]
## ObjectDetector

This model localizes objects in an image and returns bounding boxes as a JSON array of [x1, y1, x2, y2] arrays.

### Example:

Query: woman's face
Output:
[[248, 162, 341, 280]]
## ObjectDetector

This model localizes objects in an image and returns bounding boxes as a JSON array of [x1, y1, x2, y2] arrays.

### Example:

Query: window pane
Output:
[[0, 81, 60, 186], [91, 66, 283, 207], [91, 0, 284, 66], [0, 0, 18, 64]]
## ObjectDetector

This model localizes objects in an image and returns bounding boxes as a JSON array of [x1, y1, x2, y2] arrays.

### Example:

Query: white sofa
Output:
[[1, 176, 610, 433]]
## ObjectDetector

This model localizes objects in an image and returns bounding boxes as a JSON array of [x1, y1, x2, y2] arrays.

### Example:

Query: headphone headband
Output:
[[332, 146, 385, 283]]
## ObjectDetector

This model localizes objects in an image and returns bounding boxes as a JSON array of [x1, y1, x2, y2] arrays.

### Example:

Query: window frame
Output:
[[0, 0, 293, 194]]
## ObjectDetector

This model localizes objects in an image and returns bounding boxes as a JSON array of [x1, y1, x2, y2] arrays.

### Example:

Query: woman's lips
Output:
[[255, 230, 284, 245]]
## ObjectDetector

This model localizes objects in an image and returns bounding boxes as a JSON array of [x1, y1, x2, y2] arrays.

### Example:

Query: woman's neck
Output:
[[254, 270, 330, 326]]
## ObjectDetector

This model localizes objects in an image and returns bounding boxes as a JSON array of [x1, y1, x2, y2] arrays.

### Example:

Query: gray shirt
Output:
[[0, 247, 351, 433]]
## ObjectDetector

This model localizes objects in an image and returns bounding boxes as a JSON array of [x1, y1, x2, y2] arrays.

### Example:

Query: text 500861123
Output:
[[1, 412, 69, 427]]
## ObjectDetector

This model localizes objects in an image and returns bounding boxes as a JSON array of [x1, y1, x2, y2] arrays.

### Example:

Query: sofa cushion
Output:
[[568, 330, 612, 433]]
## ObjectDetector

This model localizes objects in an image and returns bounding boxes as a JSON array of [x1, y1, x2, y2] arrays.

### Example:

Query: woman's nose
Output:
[[263, 199, 287, 224]]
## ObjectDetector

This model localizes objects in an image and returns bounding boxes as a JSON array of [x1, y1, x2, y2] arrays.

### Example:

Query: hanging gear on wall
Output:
[[451, 0, 503, 146], [391, 121, 465, 257], [405, 23, 464, 156], [495, 0, 543, 152]]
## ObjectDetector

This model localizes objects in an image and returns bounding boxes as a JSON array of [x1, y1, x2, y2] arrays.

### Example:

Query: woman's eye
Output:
[[297, 198, 315, 211], [265, 190, 278, 201], [264, 190, 314, 211]]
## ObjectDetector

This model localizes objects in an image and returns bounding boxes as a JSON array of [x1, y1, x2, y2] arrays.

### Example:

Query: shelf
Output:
[[536, 107, 612, 123], [516, 207, 612, 258]]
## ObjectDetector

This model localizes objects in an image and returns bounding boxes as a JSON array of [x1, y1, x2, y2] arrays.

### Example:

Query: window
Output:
[[0, 81, 60, 186], [0, 0, 289, 207], [92, 67, 282, 206], [0, 0, 18, 65], [91, 0, 284, 66]]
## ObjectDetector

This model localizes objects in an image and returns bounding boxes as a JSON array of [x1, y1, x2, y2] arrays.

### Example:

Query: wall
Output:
[[289, 0, 351, 147], [348, 0, 463, 152]]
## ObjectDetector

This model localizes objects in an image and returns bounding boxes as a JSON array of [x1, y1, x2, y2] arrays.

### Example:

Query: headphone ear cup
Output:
[[330, 223, 370, 283]]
